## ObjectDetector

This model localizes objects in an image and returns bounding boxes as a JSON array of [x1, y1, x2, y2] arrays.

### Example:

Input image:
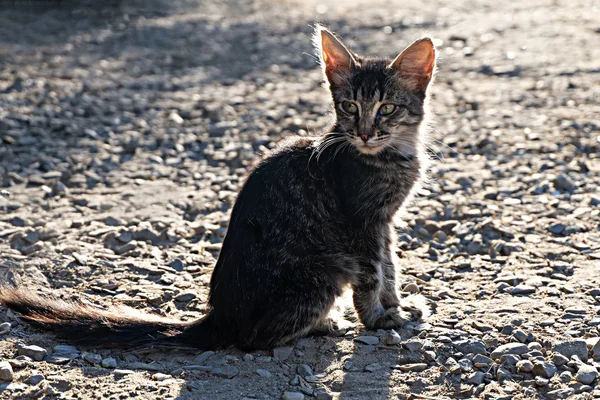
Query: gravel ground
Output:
[[1, 0, 600, 399]]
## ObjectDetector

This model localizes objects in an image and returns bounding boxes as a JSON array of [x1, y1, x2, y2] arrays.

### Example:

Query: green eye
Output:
[[379, 104, 396, 116], [341, 101, 358, 114]]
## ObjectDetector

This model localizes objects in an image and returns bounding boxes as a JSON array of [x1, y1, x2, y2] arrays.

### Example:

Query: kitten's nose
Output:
[[360, 134, 369, 142]]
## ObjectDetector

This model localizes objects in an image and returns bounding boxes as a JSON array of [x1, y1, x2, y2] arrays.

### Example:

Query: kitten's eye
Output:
[[341, 101, 358, 114], [378, 104, 396, 116]]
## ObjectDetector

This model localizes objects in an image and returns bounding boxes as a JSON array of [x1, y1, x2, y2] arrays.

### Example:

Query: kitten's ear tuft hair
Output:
[[388, 38, 436, 93], [313, 25, 356, 86]]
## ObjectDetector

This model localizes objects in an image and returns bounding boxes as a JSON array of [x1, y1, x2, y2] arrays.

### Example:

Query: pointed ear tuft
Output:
[[388, 38, 436, 92], [313, 25, 356, 86]]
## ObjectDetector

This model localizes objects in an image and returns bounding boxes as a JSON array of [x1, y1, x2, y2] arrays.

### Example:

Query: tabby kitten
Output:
[[0, 26, 436, 350]]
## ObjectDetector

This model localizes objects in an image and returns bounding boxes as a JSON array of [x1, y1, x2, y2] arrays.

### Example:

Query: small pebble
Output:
[[211, 366, 239, 379], [490, 343, 528, 360], [511, 285, 536, 295], [385, 330, 401, 345], [473, 354, 493, 367], [465, 371, 484, 385], [516, 360, 534, 372], [101, 358, 117, 369], [576, 364, 598, 384], [395, 363, 428, 372], [273, 346, 293, 361], [297, 364, 313, 377], [18, 345, 47, 361], [355, 336, 379, 345], [152, 373, 171, 381], [559, 370, 573, 383], [402, 282, 419, 293], [0, 361, 13, 381], [282, 392, 304, 400], [256, 369, 272, 378], [532, 361, 557, 378], [25, 373, 45, 385], [364, 363, 383, 372], [404, 339, 423, 352]]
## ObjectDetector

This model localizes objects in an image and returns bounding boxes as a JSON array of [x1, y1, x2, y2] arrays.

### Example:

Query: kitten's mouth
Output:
[[351, 136, 389, 155]]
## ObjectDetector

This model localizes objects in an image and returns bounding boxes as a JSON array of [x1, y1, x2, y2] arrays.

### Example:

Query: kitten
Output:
[[0, 26, 436, 350]]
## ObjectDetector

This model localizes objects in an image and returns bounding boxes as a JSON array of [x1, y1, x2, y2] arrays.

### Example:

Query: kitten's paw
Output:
[[399, 294, 431, 321], [371, 307, 411, 330], [310, 317, 355, 337]]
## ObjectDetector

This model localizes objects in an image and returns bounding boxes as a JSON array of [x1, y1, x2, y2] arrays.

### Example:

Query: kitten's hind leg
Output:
[[236, 274, 340, 350], [309, 295, 355, 337]]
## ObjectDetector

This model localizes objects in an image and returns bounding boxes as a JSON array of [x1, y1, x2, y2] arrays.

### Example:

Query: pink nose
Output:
[[360, 134, 369, 142]]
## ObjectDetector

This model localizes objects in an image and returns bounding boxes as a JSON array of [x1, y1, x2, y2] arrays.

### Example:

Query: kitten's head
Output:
[[314, 26, 436, 156]]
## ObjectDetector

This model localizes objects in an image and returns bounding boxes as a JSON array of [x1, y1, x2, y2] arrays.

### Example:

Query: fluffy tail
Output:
[[0, 286, 219, 348]]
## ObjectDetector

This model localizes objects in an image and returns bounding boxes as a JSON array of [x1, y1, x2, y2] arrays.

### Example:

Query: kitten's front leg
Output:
[[380, 241, 430, 324], [352, 259, 412, 330], [380, 255, 401, 309]]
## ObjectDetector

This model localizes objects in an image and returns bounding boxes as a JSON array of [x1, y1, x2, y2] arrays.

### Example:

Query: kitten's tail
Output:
[[0, 286, 220, 348]]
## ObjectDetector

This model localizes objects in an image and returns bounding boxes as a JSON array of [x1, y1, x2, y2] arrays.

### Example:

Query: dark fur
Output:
[[0, 27, 436, 350]]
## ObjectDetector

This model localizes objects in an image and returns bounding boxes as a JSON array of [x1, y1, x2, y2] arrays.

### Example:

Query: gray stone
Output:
[[297, 364, 313, 377], [528, 342, 543, 351], [532, 361, 557, 378], [404, 339, 423, 352], [473, 354, 493, 367], [0, 322, 11, 334], [174, 292, 196, 302], [547, 388, 574, 400], [255, 369, 272, 378], [513, 329, 528, 343], [559, 370, 573, 383], [0, 361, 13, 381], [25, 373, 45, 385], [82, 352, 102, 365], [211, 366, 239, 379], [282, 392, 304, 400], [395, 363, 428, 372], [500, 354, 520, 365], [355, 336, 379, 345], [168, 258, 185, 271], [458, 358, 473, 372], [314, 388, 333, 400], [511, 285, 536, 295], [535, 376, 549, 386], [454, 339, 487, 355], [364, 363, 384, 372], [553, 352, 570, 367], [465, 371, 484, 385], [385, 329, 401, 345], [273, 346, 293, 361], [101, 358, 117, 368], [242, 354, 254, 362], [549, 223, 567, 234], [18, 345, 47, 361], [490, 343, 528, 360], [516, 360, 534, 372], [553, 340, 588, 361], [554, 174, 576, 192], [195, 351, 215, 364], [576, 364, 598, 384]]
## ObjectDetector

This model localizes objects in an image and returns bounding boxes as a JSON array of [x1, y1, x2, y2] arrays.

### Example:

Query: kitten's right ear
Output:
[[313, 25, 356, 86]]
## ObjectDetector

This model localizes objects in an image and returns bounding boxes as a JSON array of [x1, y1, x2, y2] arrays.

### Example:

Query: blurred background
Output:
[[1, 0, 600, 399]]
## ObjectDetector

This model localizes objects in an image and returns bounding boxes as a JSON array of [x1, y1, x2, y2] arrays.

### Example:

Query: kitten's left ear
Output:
[[388, 38, 436, 93]]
